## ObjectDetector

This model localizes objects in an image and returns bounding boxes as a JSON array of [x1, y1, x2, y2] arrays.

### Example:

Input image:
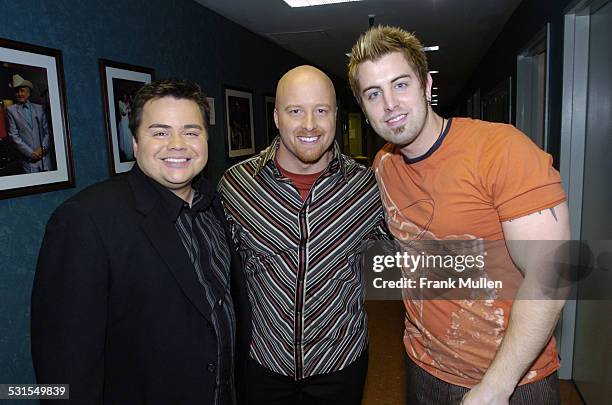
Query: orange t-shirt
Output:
[[373, 117, 567, 388]]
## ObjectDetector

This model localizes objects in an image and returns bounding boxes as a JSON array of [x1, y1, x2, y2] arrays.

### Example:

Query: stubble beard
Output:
[[289, 129, 332, 165], [383, 97, 429, 148]]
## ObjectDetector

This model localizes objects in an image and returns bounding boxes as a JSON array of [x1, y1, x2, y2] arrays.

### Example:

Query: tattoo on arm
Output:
[[549, 207, 558, 222]]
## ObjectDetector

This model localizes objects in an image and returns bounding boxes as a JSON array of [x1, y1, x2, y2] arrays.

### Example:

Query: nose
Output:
[[382, 92, 398, 112], [167, 132, 186, 149], [302, 112, 316, 132]]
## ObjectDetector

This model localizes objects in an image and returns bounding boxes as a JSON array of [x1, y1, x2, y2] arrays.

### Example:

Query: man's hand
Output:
[[461, 381, 512, 405], [30, 147, 43, 161]]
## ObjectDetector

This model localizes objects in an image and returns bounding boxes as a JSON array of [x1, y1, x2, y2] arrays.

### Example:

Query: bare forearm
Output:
[[481, 297, 565, 393]]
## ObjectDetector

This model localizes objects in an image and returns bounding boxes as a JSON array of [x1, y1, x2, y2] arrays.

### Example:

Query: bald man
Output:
[[218, 66, 388, 404]]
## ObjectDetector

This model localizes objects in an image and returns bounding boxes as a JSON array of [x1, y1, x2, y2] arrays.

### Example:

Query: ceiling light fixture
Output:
[[433, 87, 438, 90], [429, 70, 439, 74], [423, 46, 440, 52], [282, 0, 363, 7]]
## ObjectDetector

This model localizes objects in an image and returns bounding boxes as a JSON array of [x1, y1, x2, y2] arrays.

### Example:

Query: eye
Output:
[[288, 108, 301, 115], [395, 82, 408, 89], [367, 90, 381, 101], [152, 131, 168, 137], [184, 131, 200, 137], [316, 108, 328, 115]]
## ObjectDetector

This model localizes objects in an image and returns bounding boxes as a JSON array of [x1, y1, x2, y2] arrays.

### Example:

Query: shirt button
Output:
[[217, 299, 223, 306], [208, 363, 216, 372]]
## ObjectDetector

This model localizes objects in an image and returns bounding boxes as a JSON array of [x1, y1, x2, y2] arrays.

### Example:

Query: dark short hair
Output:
[[129, 78, 210, 139]]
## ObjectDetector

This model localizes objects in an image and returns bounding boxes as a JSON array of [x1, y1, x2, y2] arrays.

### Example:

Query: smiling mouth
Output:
[[297, 136, 320, 144], [161, 157, 191, 167], [386, 114, 407, 124]]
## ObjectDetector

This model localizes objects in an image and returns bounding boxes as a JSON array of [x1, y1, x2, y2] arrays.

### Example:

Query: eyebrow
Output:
[[147, 124, 204, 130], [284, 103, 333, 109], [361, 74, 412, 95]]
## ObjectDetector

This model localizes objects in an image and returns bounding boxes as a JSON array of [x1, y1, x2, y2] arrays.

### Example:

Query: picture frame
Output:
[[206, 97, 216, 126], [0, 37, 74, 199], [224, 87, 255, 157], [99, 59, 154, 175], [264, 95, 276, 144]]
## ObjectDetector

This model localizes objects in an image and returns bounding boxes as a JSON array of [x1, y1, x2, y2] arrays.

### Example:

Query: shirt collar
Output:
[[143, 170, 215, 222], [254, 136, 347, 181]]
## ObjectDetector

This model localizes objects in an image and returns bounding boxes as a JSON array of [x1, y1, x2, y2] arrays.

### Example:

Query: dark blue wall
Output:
[[0, 0, 330, 394], [449, 0, 575, 167]]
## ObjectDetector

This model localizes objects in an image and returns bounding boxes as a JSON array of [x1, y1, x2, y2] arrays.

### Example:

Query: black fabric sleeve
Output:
[[31, 201, 108, 405]]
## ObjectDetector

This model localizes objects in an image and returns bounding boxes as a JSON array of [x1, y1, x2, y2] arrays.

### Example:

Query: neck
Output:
[[399, 108, 444, 160]]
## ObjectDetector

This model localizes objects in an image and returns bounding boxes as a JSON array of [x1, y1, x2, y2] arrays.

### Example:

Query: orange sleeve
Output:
[[479, 125, 566, 222]]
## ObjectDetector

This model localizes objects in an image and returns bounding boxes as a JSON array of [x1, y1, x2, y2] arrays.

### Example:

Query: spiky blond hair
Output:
[[348, 26, 428, 103]]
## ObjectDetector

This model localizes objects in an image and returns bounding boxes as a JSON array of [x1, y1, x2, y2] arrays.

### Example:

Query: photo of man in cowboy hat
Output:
[[6, 74, 54, 173]]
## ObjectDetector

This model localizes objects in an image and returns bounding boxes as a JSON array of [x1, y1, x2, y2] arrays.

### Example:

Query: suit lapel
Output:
[[140, 210, 213, 322], [128, 167, 213, 322], [16, 105, 28, 125]]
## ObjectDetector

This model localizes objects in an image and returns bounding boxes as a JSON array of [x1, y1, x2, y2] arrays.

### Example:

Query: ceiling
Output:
[[194, 0, 522, 110]]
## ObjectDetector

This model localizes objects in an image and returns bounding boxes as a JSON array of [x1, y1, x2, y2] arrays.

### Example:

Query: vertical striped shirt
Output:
[[218, 140, 388, 380], [157, 185, 237, 405]]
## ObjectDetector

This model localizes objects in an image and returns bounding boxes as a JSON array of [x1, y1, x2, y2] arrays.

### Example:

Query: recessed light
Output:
[[432, 95, 438, 98], [283, 0, 363, 7], [433, 87, 438, 90], [429, 70, 439, 74], [423, 46, 439, 52]]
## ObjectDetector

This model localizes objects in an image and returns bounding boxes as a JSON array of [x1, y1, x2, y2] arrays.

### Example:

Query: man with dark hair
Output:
[[348, 26, 570, 404], [6, 74, 53, 173], [218, 66, 388, 404], [32, 78, 249, 405]]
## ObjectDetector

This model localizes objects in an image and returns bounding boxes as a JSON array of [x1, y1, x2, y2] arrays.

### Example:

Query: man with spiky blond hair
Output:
[[348, 26, 570, 404]]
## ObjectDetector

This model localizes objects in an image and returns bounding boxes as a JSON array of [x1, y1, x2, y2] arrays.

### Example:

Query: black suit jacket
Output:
[[31, 166, 250, 404]]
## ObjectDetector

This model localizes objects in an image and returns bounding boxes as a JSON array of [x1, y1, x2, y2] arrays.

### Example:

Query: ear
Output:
[[425, 73, 433, 100], [132, 136, 138, 156], [273, 108, 279, 129]]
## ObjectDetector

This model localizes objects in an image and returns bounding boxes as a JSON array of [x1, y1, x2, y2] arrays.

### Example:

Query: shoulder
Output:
[[338, 153, 378, 188], [225, 154, 262, 177], [443, 118, 539, 165], [6, 104, 18, 114], [31, 103, 45, 112], [339, 154, 370, 176], [372, 143, 400, 174], [452, 117, 528, 146], [53, 175, 132, 220], [218, 154, 262, 190]]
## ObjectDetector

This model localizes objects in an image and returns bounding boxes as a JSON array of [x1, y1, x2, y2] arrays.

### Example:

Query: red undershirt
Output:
[[275, 158, 323, 201]]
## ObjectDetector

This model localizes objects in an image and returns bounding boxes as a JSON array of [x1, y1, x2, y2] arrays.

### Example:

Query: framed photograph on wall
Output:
[[206, 97, 216, 126], [99, 59, 154, 175], [0, 37, 74, 199], [264, 95, 276, 144], [224, 87, 255, 157]]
